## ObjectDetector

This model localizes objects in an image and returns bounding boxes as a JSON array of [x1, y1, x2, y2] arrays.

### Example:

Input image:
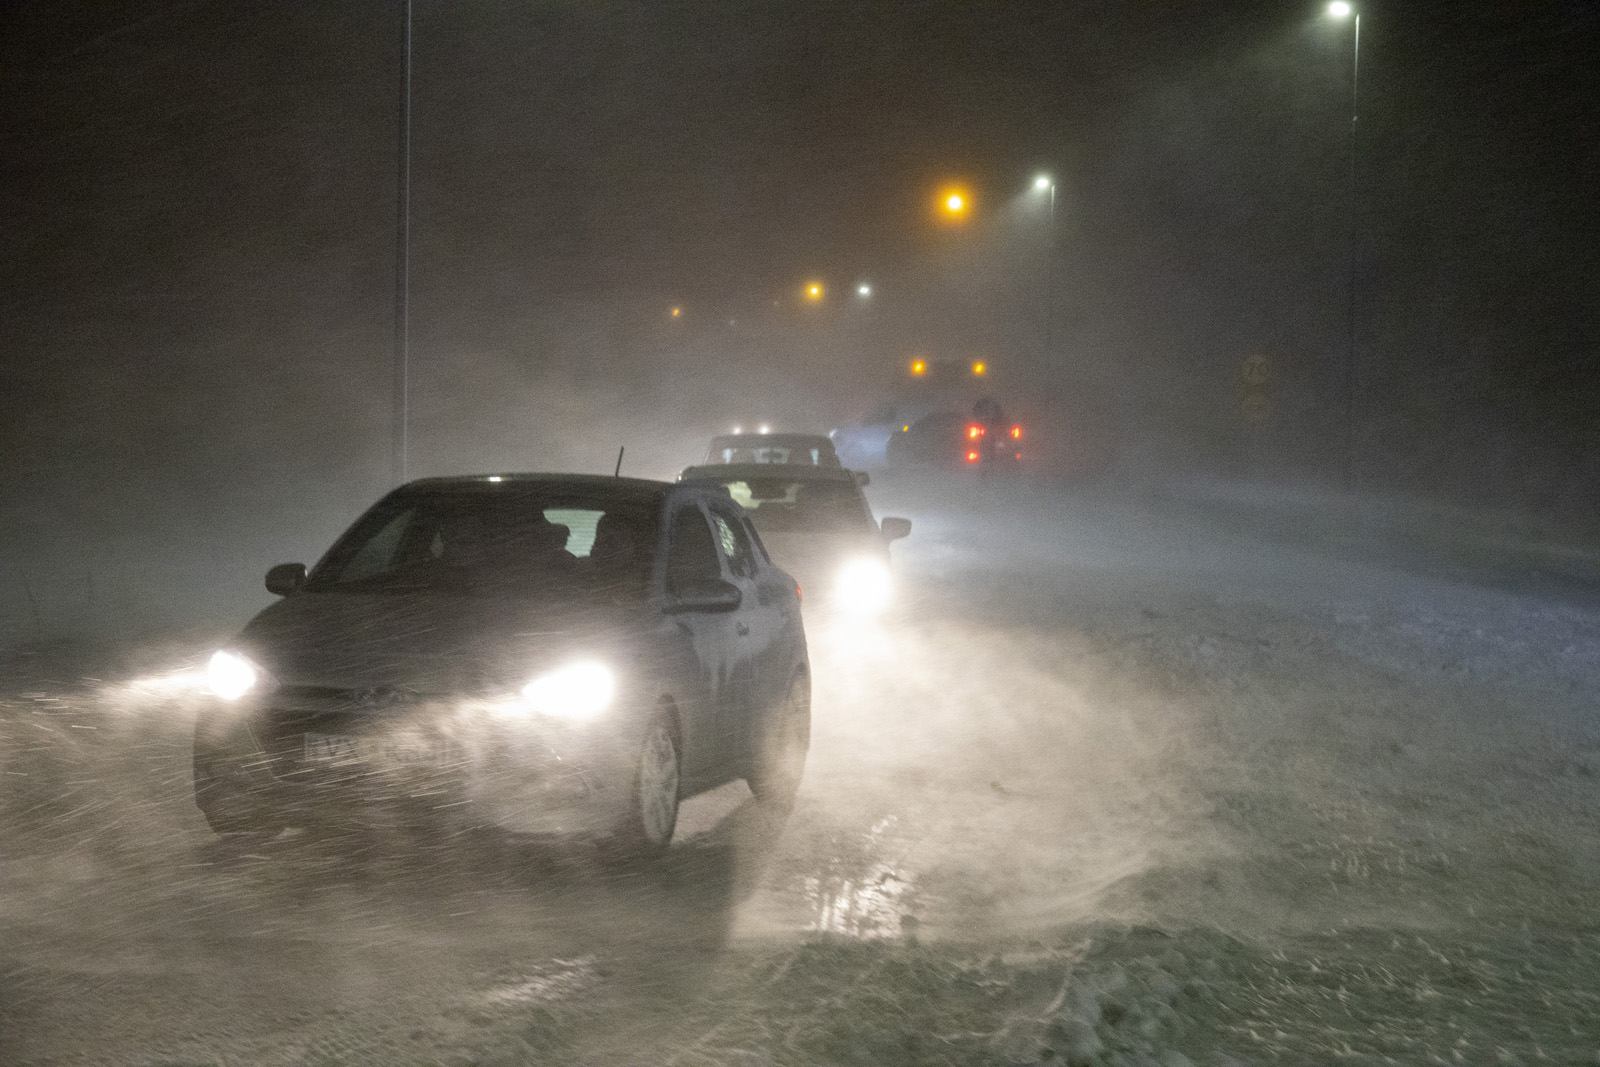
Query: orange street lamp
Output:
[[910, 358, 927, 376], [935, 185, 972, 224], [803, 281, 825, 302], [972, 360, 987, 376]]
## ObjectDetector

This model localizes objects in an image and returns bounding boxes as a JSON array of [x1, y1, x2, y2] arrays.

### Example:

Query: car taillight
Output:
[[1009, 425, 1022, 439], [966, 424, 986, 439], [966, 450, 980, 463]]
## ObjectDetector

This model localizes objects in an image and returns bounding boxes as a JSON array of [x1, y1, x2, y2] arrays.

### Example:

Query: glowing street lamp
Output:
[[857, 283, 872, 297], [670, 306, 681, 318], [936, 185, 972, 223], [910, 358, 927, 376], [1327, 0, 1352, 16], [972, 360, 987, 376], [803, 281, 825, 302]]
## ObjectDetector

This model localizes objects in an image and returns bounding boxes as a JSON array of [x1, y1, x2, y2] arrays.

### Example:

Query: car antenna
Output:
[[614, 445, 625, 477]]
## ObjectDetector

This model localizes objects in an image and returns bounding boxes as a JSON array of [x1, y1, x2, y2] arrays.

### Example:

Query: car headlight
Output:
[[834, 557, 892, 614], [521, 661, 615, 721], [206, 650, 260, 701]]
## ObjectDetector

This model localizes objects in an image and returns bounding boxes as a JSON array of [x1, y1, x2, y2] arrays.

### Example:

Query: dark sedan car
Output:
[[193, 474, 809, 859], [677, 463, 910, 614]]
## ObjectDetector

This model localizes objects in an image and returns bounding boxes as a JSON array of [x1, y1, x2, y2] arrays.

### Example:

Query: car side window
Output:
[[709, 510, 756, 579], [666, 504, 721, 594]]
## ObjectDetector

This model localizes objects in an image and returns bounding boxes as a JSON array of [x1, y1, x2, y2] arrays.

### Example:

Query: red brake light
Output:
[[967, 424, 986, 439], [1009, 425, 1022, 439], [966, 450, 980, 463]]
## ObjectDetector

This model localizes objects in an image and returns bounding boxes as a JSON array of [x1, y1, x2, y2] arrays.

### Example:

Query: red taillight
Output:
[[1009, 425, 1022, 439], [795, 582, 802, 601], [966, 424, 986, 439], [966, 450, 980, 463]]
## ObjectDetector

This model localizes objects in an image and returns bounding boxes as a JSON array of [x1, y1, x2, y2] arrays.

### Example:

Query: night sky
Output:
[[3, 0, 1598, 583]]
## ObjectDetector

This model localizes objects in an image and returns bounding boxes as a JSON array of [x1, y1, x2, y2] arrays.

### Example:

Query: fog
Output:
[[5, 1, 1597, 646], [3, 2, 1599, 1063]]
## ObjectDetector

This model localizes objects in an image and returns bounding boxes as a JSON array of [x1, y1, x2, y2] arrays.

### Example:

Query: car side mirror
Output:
[[664, 578, 743, 614], [880, 517, 912, 541], [851, 470, 871, 487], [265, 562, 307, 596]]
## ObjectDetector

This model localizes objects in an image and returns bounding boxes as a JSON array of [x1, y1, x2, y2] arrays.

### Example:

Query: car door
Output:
[[706, 502, 779, 760], [663, 499, 741, 784], [748, 512, 804, 685]]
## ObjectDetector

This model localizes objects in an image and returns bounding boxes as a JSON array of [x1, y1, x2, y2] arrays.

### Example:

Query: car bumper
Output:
[[194, 696, 640, 837]]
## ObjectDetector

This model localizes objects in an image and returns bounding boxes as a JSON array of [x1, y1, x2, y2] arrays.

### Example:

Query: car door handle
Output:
[[736, 622, 750, 636]]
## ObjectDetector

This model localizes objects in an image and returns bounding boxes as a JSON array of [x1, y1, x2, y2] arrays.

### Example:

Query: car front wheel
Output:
[[193, 748, 284, 839], [605, 712, 681, 861]]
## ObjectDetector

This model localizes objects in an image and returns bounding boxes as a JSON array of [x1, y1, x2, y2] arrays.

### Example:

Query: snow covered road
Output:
[[3, 479, 1597, 1065]]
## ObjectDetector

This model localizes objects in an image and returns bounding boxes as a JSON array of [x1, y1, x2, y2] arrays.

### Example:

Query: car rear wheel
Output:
[[604, 712, 681, 861], [748, 675, 810, 810]]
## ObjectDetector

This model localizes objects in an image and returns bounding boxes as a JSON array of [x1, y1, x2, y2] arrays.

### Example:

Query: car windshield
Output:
[[303, 487, 658, 597], [714, 477, 871, 535], [707, 437, 838, 466]]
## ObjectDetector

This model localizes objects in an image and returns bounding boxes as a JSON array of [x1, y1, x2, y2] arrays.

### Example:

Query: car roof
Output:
[[395, 473, 676, 505], [678, 463, 859, 485], [911, 410, 971, 428]]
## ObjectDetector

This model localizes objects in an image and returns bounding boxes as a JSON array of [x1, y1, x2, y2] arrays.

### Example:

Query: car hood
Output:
[[235, 590, 647, 694]]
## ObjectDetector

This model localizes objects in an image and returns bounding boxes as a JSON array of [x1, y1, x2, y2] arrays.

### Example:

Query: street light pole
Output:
[[1044, 178, 1057, 366], [1329, 2, 1360, 488], [393, 0, 412, 486]]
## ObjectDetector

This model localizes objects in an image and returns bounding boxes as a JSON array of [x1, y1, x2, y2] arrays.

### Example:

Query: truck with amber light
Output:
[[837, 357, 1026, 471]]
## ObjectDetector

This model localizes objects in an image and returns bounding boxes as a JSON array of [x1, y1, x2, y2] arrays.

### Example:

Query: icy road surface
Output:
[[3, 479, 1598, 1065]]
